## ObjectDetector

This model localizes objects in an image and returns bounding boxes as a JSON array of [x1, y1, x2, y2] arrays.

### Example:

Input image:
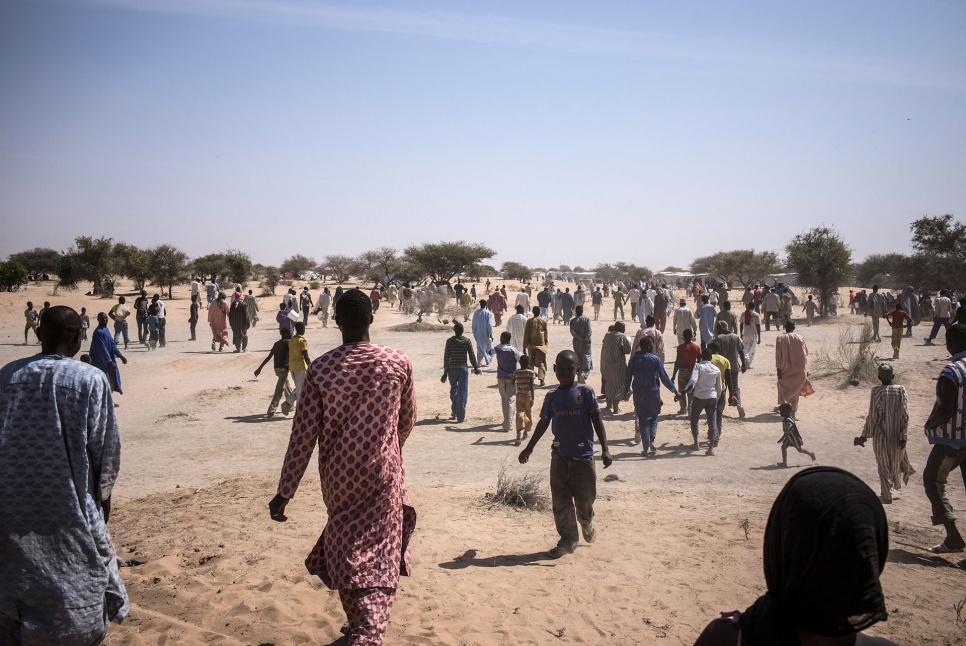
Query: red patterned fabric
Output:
[[339, 587, 395, 645], [277, 342, 417, 589]]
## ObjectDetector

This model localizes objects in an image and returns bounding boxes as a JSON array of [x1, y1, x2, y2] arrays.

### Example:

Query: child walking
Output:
[[512, 355, 535, 446], [189, 294, 199, 341], [80, 307, 90, 341], [802, 295, 818, 326], [853, 364, 914, 503], [146, 305, 161, 351], [518, 350, 612, 559], [778, 402, 816, 467], [885, 302, 909, 360], [254, 328, 294, 417]]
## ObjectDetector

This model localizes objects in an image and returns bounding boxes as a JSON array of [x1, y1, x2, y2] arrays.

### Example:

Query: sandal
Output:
[[929, 541, 965, 554], [547, 544, 575, 559], [581, 523, 596, 544]]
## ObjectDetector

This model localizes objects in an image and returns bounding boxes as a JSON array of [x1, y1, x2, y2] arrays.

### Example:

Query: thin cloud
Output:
[[55, 0, 966, 89]]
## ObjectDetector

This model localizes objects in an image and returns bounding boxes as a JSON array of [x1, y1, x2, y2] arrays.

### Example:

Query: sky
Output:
[[2, 0, 965, 271]]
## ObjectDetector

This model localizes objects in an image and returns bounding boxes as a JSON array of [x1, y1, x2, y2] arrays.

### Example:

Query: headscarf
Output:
[[739, 467, 888, 646], [233, 291, 244, 303]]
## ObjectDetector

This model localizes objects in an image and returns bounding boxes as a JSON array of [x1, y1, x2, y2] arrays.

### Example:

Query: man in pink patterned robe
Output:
[[270, 288, 417, 645]]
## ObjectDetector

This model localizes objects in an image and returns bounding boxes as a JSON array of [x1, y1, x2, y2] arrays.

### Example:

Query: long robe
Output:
[[570, 315, 593, 376], [861, 384, 914, 491], [487, 292, 507, 326], [632, 327, 666, 364], [208, 298, 230, 345], [505, 313, 527, 353], [472, 307, 494, 364], [229, 297, 250, 348], [277, 342, 416, 590], [673, 306, 697, 345], [90, 326, 124, 394], [599, 330, 631, 404], [244, 294, 259, 325], [775, 332, 814, 412]]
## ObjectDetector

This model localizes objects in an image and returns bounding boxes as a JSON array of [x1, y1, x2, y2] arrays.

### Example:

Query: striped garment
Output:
[[443, 335, 478, 369], [862, 384, 914, 490], [512, 368, 535, 396], [926, 356, 966, 446]]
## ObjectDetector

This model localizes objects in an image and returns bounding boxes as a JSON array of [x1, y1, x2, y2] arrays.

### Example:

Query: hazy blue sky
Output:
[[2, 0, 964, 270]]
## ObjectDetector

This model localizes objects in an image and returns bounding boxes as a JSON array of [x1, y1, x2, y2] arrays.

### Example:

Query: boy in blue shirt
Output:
[[519, 350, 612, 558]]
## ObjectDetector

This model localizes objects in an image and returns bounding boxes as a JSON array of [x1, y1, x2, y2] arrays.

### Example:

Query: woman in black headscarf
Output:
[[694, 467, 895, 646]]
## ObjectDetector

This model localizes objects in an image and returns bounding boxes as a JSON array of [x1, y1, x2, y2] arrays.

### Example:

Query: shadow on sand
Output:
[[438, 548, 557, 569]]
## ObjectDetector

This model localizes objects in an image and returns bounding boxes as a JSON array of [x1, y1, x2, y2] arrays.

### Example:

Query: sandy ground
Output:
[[1, 280, 964, 645]]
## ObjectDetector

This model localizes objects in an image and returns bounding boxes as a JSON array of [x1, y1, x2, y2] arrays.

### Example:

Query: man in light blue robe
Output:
[[89, 312, 126, 394], [471, 299, 495, 366]]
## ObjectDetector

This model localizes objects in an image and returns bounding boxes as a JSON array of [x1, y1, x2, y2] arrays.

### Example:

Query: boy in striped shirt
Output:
[[512, 355, 535, 446]]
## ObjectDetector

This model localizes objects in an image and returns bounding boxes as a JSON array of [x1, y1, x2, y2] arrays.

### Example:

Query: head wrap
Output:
[[739, 467, 888, 645]]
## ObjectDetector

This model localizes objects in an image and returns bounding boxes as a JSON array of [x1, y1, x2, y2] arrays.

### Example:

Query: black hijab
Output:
[[739, 467, 889, 645]]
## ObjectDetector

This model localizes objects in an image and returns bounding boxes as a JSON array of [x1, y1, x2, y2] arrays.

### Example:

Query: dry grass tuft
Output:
[[486, 463, 549, 511], [812, 322, 879, 385], [388, 322, 452, 333]]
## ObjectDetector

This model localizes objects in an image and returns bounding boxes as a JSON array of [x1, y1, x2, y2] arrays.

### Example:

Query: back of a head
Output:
[[740, 467, 888, 645], [335, 288, 373, 331], [40, 306, 82, 356]]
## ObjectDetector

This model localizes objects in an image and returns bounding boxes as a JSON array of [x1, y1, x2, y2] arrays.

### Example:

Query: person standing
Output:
[[671, 329, 700, 415], [370, 287, 381, 313], [885, 302, 909, 360], [108, 296, 132, 350], [189, 295, 199, 341], [696, 294, 717, 350], [924, 289, 954, 345], [206, 278, 218, 306], [624, 336, 678, 457], [775, 321, 814, 416], [523, 306, 549, 387], [921, 323, 966, 556], [299, 287, 314, 325], [612, 287, 626, 321], [715, 300, 739, 335], [762, 288, 780, 331], [570, 305, 593, 384], [277, 301, 295, 336], [802, 295, 818, 326], [281, 321, 311, 415], [599, 322, 631, 413], [628, 286, 640, 322], [0, 306, 129, 644], [80, 307, 90, 341], [506, 305, 528, 353], [208, 291, 230, 352], [515, 287, 531, 313], [90, 312, 127, 396], [493, 332, 521, 433], [269, 290, 416, 645], [518, 350, 612, 559], [740, 301, 762, 368], [632, 315, 665, 365], [229, 291, 251, 353], [441, 321, 481, 423], [245, 289, 260, 327], [854, 364, 914, 504], [254, 328, 294, 417], [560, 288, 575, 325], [713, 320, 747, 419], [471, 300, 495, 367], [672, 298, 697, 346], [151, 294, 167, 347], [487, 289, 508, 326], [133, 290, 149, 344], [513, 356, 536, 446], [537, 286, 553, 319], [866, 285, 887, 342], [653, 287, 668, 332], [315, 287, 332, 327], [23, 301, 40, 345]]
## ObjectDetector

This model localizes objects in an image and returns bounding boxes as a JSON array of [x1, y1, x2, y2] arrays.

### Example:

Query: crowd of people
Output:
[[2, 271, 965, 645]]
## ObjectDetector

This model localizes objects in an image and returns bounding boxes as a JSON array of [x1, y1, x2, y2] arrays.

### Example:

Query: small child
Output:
[[146, 305, 160, 351], [189, 295, 199, 341], [24, 301, 40, 345], [802, 295, 817, 326], [518, 350, 612, 559], [512, 355, 535, 446], [885, 302, 909, 360], [853, 364, 914, 503], [778, 402, 816, 467], [80, 307, 90, 341]]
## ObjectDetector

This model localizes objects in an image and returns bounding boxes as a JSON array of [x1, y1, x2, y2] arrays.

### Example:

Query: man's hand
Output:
[[853, 437, 867, 447], [102, 497, 112, 523], [120, 357, 128, 365], [673, 394, 680, 402], [741, 365, 747, 374], [269, 494, 289, 522], [518, 447, 533, 464], [776, 369, 782, 379], [473, 368, 481, 375], [899, 440, 907, 449], [440, 373, 447, 383], [254, 367, 262, 377], [601, 450, 613, 468]]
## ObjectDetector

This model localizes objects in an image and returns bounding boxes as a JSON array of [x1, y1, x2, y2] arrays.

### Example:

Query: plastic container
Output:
[[287, 309, 301, 322]]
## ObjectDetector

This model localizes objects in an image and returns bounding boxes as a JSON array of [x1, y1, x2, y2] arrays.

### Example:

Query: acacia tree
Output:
[[322, 254, 359, 284], [279, 254, 316, 278], [908, 214, 966, 290], [193, 253, 228, 282], [501, 261, 532, 281], [114, 243, 152, 291], [68, 236, 117, 295], [853, 253, 908, 287], [403, 241, 495, 284], [260, 266, 280, 295], [785, 226, 852, 316], [150, 244, 190, 297], [357, 247, 399, 288], [690, 249, 781, 287], [0, 260, 29, 291], [8, 247, 61, 279], [222, 249, 253, 286]]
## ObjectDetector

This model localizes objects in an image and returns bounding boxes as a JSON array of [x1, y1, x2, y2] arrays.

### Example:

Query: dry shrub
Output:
[[812, 322, 879, 385], [487, 463, 549, 511], [388, 322, 451, 333]]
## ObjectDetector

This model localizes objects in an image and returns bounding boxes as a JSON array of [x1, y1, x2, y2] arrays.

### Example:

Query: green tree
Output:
[[193, 253, 228, 282], [223, 249, 254, 286], [114, 243, 152, 291], [403, 241, 495, 284], [0, 260, 29, 291], [853, 253, 909, 287], [150, 244, 190, 297], [908, 214, 966, 290], [690, 249, 781, 287], [279, 254, 316, 278], [785, 226, 852, 317], [57, 253, 79, 291], [357, 247, 399, 287], [501, 261, 532, 281], [260, 266, 280, 295], [8, 247, 61, 279], [68, 236, 116, 295], [322, 254, 360, 284]]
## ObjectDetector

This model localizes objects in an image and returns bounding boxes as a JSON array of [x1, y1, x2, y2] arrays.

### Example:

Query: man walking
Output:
[[714, 320, 747, 418], [679, 348, 723, 455], [1, 306, 129, 643], [763, 287, 780, 331], [245, 289, 260, 327], [494, 332, 521, 433], [269, 289, 417, 645], [442, 322, 481, 423], [591, 287, 603, 321], [570, 305, 593, 384], [90, 312, 127, 396], [866, 285, 888, 342], [672, 298, 697, 346], [740, 301, 762, 368], [506, 305, 528, 353], [108, 296, 132, 350], [523, 306, 549, 387], [776, 321, 814, 416], [471, 300, 495, 367], [925, 289, 954, 345], [299, 287, 314, 326], [696, 294, 717, 350], [537, 286, 553, 319]]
